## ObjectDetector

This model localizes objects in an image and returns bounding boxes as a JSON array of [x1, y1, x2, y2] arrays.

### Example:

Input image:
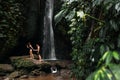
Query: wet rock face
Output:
[[0, 64, 14, 72], [8, 71, 21, 79]]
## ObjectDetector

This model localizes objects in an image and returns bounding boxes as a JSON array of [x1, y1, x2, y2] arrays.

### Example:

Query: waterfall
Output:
[[43, 0, 56, 60]]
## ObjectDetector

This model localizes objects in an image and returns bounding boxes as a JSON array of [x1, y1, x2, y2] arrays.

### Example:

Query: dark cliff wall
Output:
[[54, 0, 72, 59], [0, 0, 72, 62]]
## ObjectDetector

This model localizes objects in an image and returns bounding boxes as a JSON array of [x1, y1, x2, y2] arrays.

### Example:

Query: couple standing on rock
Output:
[[27, 42, 42, 62]]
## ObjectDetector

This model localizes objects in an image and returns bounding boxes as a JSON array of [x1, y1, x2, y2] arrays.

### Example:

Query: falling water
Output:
[[43, 0, 56, 60]]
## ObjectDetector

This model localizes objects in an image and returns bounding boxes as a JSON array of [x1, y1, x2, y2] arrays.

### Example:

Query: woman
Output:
[[26, 42, 34, 59]]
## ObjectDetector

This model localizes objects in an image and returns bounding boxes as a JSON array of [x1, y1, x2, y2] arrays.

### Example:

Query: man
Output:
[[33, 44, 42, 61]]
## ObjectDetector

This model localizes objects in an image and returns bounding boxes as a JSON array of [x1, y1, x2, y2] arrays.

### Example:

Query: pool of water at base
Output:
[[20, 74, 71, 80]]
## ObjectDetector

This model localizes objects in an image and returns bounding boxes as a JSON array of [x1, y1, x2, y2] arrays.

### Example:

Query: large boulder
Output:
[[0, 64, 14, 76], [10, 56, 52, 71]]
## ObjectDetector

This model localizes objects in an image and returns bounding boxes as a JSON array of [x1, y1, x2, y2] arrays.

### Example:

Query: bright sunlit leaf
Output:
[[77, 10, 85, 18], [101, 51, 109, 61], [112, 51, 120, 60]]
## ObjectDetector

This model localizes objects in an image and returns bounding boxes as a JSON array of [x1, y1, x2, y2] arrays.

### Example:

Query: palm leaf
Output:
[[54, 9, 68, 25]]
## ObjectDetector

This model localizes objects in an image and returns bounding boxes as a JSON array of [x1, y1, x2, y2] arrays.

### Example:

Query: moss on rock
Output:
[[11, 58, 36, 69]]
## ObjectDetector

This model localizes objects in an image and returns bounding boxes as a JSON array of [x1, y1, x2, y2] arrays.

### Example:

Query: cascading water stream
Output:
[[43, 0, 56, 60]]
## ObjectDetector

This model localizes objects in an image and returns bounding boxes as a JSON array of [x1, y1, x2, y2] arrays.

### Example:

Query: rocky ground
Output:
[[0, 55, 73, 80]]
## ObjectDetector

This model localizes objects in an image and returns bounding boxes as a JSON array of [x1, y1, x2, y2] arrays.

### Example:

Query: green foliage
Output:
[[109, 64, 120, 80], [55, 0, 120, 79], [0, 0, 24, 54], [86, 66, 113, 80], [87, 50, 120, 80], [98, 51, 120, 66]]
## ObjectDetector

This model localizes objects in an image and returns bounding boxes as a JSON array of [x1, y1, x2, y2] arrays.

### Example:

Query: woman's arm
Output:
[[29, 45, 34, 50], [33, 49, 38, 51]]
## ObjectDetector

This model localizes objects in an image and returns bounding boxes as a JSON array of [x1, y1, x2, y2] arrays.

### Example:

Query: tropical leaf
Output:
[[100, 45, 105, 54], [68, 0, 77, 4], [112, 51, 120, 60], [65, 8, 75, 21], [54, 9, 68, 25], [101, 67, 112, 80], [101, 51, 109, 61], [109, 64, 120, 80], [92, 0, 103, 7], [110, 20, 118, 31], [105, 51, 112, 65], [115, 2, 120, 12], [86, 67, 113, 80], [86, 71, 96, 80]]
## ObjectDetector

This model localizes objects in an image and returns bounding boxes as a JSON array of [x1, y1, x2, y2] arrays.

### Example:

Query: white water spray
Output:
[[43, 0, 56, 60]]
